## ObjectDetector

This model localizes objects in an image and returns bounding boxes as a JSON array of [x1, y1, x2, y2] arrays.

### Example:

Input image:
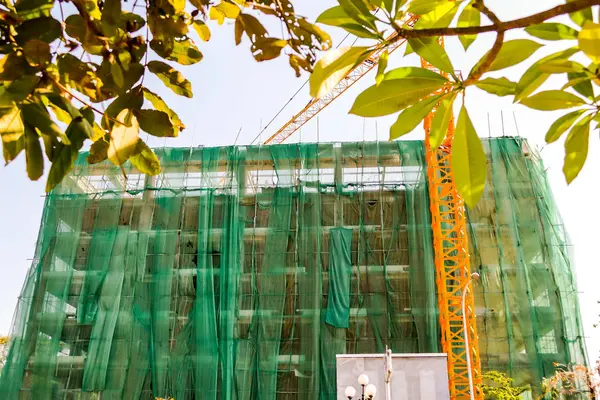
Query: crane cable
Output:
[[248, 33, 360, 145]]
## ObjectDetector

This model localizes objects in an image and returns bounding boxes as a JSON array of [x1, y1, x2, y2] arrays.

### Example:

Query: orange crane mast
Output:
[[263, 19, 483, 400]]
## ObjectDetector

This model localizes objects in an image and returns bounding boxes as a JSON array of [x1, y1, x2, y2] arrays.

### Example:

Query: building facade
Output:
[[0, 138, 587, 399]]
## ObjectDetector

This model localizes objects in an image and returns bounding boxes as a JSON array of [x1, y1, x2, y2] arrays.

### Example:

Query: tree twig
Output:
[[392, 0, 600, 39]]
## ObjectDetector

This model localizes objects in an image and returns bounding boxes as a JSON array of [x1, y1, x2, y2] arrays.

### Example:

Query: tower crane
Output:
[[263, 16, 483, 400]]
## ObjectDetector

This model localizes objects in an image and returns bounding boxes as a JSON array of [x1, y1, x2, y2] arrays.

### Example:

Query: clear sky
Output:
[[0, 0, 598, 362]]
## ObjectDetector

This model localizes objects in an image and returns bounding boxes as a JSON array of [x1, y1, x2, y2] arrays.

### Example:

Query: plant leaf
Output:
[[101, 0, 121, 28], [129, 139, 161, 175], [429, 92, 457, 149], [563, 116, 590, 184], [471, 39, 542, 76], [151, 39, 203, 65], [108, 109, 140, 165], [383, 66, 448, 82], [545, 110, 585, 143], [389, 93, 444, 140], [538, 59, 585, 73], [349, 77, 447, 117], [46, 117, 89, 192], [474, 77, 516, 97], [142, 87, 184, 130], [24, 124, 43, 180], [87, 135, 109, 164], [414, 1, 459, 29], [23, 39, 51, 67], [15, 0, 53, 20], [514, 48, 578, 101], [578, 21, 600, 64], [525, 22, 579, 41], [309, 46, 368, 98], [457, 2, 480, 50], [21, 103, 70, 144], [147, 61, 193, 98], [375, 49, 388, 86], [193, 20, 211, 42], [407, 0, 444, 15], [568, 0, 593, 27], [408, 37, 454, 73], [520, 90, 586, 110], [338, 0, 377, 31], [567, 72, 594, 99], [16, 17, 61, 45], [0, 105, 25, 164], [134, 109, 177, 137], [452, 105, 486, 206]]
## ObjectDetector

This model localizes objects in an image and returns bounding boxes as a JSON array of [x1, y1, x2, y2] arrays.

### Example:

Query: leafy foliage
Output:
[[309, 0, 600, 206], [3, 0, 600, 203], [480, 371, 531, 399], [0, 0, 331, 191]]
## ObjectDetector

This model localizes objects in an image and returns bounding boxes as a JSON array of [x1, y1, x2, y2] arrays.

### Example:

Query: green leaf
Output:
[[148, 61, 193, 98], [452, 106, 486, 206], [389, 93, 444, 140], [0, 54, 34, 81], [108, 109, 140, 165], [563, 116, 590, 184], [457, 2, 480, 50], [46, 117, 89, 192], [429, 92, 457, 149], [87, 136, 109, 164], [408, 37, 454, 73], [566, 72, 594, 99], [129, 139, 161, 175], [520, 90, 586, 111], [514, 48, 578, 101], [317, 5, 358, 27], [5, 75, 39, 101], [317, 6, 378, 38], [103, 88, 144, 130], [383, 66, 448, 82], [134, 109, 177, 137], [0, 105, 25, 164], [525, 23, 579, 41], [568, 0, 593, 27], [474, 77, 516, 97], [16, 17, 61, 45], [21, 103, 70, 144], [375, 50, 388, 86], [471, 39, 542, 76], [349, 77, 447, 117], [235, 13, 267, 45], [142, 88, 184, 130], [119, 13, 145, 33], [151, 39, 204, 65], [413, 1, 459, 29], [338, 0, 377, 31], [545, 110, 584, 143], [309, 46, 368, 98], [101, 0, 121, 27], [15, 0, 53, 20], [407, 0, 442, 15], [23, 39, 51, 67], [24, 124, 43, 180], [109, 56, 125, 88], [193, 20, 211, 42], [578, 21, 600, 64], [538, 59, 585, 73]]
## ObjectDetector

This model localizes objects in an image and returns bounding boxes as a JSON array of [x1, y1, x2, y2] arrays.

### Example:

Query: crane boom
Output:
[[265, 18, 483, 400], [263, 16, 417, 145]]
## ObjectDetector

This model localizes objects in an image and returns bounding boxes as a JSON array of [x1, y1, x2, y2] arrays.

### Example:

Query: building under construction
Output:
[[0, 137, 588, 399]]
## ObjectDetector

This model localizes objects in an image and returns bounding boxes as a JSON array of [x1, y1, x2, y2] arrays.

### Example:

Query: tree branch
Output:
[[393, 0, 600, 39], [467, 1, 504, 81]]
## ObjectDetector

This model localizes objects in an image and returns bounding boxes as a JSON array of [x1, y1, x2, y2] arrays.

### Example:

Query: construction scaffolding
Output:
[[0, 137, 587, 399]]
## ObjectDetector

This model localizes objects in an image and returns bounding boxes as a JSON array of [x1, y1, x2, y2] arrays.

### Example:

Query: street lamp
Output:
[[462, 272, 480, 400], [345, 374, 377, 399]]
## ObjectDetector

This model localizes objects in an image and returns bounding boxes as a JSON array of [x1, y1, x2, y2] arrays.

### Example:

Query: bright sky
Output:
[[0, 0, 598, 364]]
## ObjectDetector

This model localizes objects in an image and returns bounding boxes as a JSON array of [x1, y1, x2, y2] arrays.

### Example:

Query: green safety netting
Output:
[[0, 138, 587, 399]]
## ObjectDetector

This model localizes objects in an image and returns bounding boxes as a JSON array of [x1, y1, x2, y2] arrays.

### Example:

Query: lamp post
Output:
[[462, 272, 480, 400], [345, 374, 377, 399]]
